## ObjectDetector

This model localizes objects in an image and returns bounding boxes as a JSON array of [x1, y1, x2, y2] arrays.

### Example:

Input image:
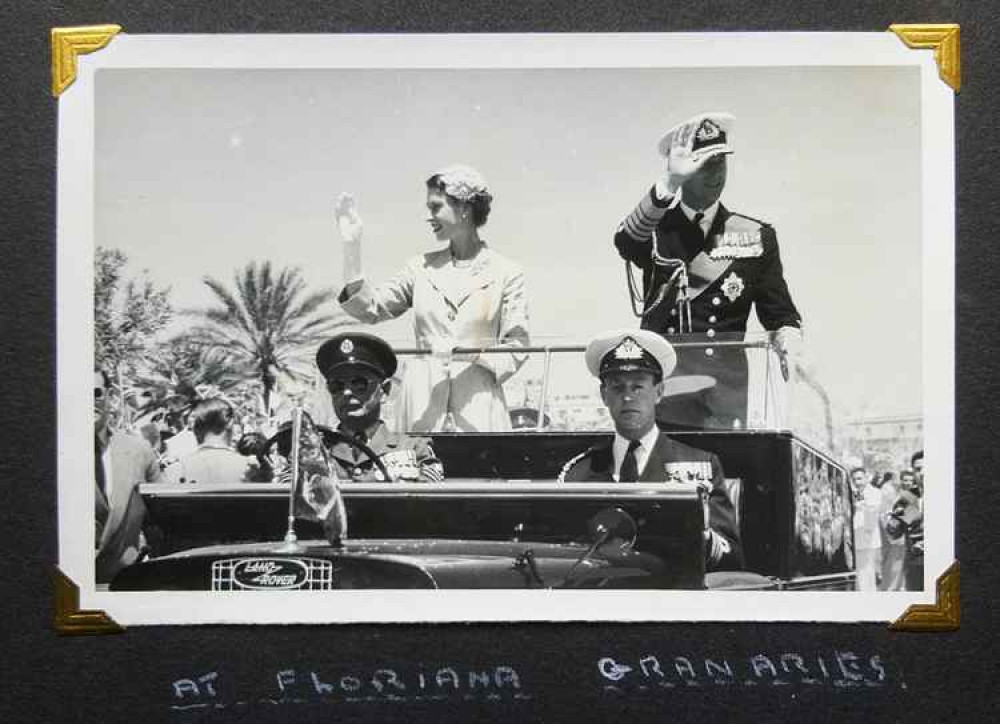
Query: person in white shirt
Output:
[[174, 398, 251, 485], [850, 466, 883, 591]]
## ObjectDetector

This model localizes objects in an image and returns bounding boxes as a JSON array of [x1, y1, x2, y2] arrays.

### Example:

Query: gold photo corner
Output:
[[889, 561, 959, 631], [54, 568, 124, 635], [888, 23, 961, 92], [51, 24, 122, 97]]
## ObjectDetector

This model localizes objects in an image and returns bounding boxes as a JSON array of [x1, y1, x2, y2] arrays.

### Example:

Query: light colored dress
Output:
[[340, 244, 529, 432]]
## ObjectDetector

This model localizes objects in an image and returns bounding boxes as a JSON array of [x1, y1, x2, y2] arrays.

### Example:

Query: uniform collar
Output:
[[679, 200, 720, 229], [335, 419, 391, 451], [613, 425, 660, 456], [612, 425, 660, 478]]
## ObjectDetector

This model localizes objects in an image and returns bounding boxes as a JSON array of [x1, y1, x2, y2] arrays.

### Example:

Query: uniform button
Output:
[[667, 327, 675, 334], [706, 329, 716, 338], [705, 348, 714, 357], [708, 315, 717, 323], [712, 297, 721, 306], [670, 309, 677, 316]]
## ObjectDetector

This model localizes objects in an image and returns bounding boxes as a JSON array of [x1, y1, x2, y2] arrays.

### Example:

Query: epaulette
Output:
[[556, 446, 599, 483], [727, 210, 773, 229]]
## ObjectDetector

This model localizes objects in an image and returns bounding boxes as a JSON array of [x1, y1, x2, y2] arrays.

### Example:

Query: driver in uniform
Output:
[[557, 330, 742, 571], [315, 331, 444, 482]]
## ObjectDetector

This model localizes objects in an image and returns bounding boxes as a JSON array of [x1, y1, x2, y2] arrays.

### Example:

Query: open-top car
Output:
[[111, 336, 855, 592]]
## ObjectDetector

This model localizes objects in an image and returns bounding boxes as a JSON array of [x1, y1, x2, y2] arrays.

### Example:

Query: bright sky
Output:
[[95, 65, 922, 421]]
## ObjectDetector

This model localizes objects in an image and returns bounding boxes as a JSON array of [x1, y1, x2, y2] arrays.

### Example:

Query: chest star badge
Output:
[[721, 271, 745, 302]]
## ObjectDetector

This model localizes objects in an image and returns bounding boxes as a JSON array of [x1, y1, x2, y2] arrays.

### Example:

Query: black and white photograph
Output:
[[56, 31, 955, 623]]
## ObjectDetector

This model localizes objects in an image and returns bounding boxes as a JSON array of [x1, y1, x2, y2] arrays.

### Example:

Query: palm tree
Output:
[[126, 341, 252, 421], [182, 262, 348, 413]]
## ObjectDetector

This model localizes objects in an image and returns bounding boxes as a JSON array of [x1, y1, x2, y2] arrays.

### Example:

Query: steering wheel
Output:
[[265, 423, 393, 482]]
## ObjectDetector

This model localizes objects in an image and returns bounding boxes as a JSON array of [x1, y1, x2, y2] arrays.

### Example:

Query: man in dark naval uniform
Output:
[[315, 331, 444, 482], [558, 330, 742, 571], [614, 112, 802, 429]]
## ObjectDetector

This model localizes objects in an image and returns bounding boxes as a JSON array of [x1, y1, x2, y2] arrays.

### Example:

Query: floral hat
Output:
[[432, 164, 492, 204]]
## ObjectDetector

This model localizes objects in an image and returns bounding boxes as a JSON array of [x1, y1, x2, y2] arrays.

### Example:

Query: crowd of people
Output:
[[850, 452, 925, 592]]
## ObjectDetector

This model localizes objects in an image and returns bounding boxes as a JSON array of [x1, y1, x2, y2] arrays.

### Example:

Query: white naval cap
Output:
[[585, 329, 677, 382], [657, 111, 735, 166]]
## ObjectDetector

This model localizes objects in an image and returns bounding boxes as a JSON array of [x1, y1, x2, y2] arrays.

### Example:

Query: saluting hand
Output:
[[664, 119, 705, 191], [334, 192, 364, 244]]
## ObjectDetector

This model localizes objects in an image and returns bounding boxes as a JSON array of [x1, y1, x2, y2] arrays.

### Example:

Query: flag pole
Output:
[[277, 406, 304, 552]]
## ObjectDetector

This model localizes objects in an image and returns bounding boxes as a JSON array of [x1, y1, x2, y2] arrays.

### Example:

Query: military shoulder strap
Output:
[[727, 210, 773, 229]]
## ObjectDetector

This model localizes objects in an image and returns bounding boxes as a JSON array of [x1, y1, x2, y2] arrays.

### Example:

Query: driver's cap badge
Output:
[[340, 338, 354, 354]]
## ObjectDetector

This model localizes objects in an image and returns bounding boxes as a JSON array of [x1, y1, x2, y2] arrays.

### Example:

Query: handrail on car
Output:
[[391, 337, 782, 433]]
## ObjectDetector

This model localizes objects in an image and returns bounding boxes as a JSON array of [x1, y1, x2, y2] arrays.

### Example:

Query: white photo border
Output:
[[57, 32, 955, 624]]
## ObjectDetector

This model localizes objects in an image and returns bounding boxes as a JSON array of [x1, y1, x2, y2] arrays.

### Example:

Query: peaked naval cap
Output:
[[316, 332, 398, 380], [657, 112, 735, 167], [585, 329, 677, 383]]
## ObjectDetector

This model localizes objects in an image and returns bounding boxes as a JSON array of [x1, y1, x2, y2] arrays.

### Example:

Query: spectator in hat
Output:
[[557, 330, 741, 571], [314, 331, 444, 483], [333, 164, 529, 433], [613, 112, 802, 429]]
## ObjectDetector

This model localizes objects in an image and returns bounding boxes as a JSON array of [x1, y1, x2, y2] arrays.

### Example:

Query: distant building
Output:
[[844, 414, 922, 471], [543, 393, 612, 431]]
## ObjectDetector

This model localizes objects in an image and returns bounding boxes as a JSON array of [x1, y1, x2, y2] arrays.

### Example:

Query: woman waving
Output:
[[336, 165, 530, 432]]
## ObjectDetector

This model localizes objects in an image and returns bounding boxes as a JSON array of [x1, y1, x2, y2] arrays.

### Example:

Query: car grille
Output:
[[211, 557, 336, 591]]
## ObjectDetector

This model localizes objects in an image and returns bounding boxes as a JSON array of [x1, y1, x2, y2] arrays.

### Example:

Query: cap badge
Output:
[[613, 337, 645, 360], [721, 272, 745, 302], [696, 119, 721, 142], [340, 339, 354, 354]]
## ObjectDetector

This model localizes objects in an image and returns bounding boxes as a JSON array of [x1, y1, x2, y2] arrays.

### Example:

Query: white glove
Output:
[[773, 326, 804, 382], [663, 118, 708, 192], [334, 192, 364, 245]]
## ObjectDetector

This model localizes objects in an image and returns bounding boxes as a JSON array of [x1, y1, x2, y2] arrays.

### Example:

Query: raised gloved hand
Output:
[[334, 192, 364, 245]]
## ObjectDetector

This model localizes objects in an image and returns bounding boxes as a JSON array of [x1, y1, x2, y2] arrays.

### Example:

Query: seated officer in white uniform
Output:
[[558, 330, 742, 571]]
